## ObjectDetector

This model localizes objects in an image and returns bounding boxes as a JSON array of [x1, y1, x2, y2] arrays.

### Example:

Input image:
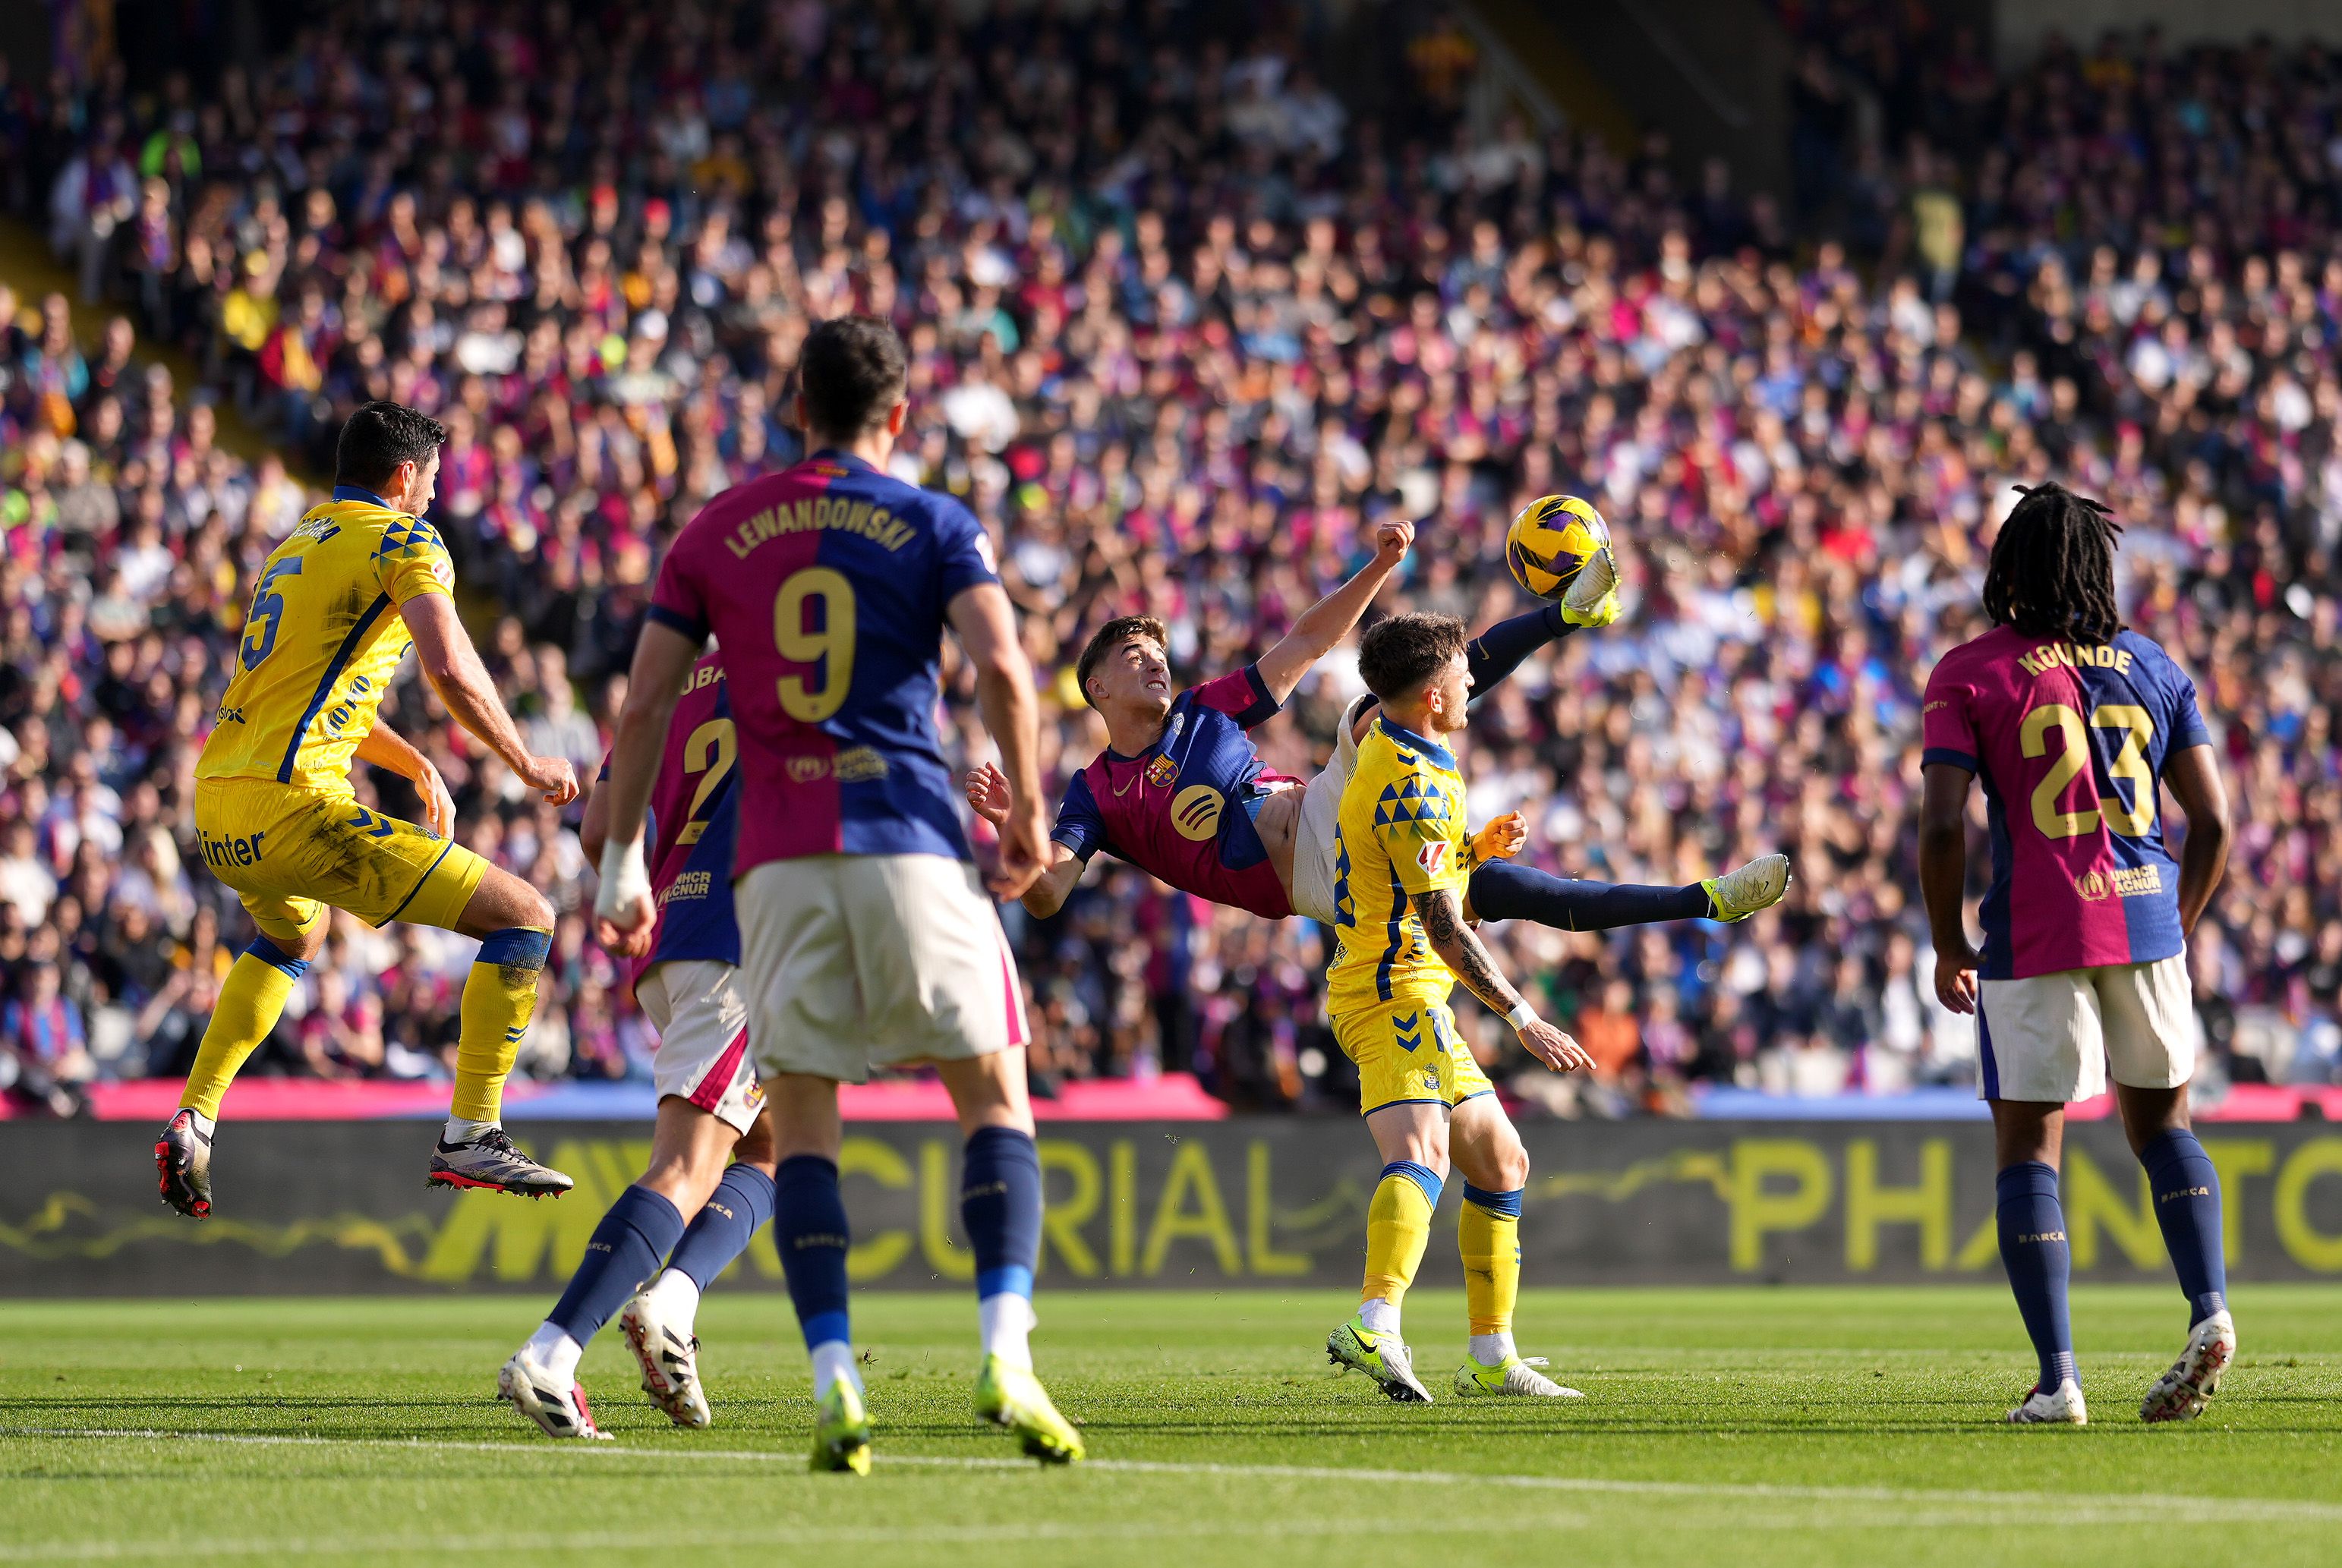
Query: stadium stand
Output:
[[4, 2, 2341, 1119]]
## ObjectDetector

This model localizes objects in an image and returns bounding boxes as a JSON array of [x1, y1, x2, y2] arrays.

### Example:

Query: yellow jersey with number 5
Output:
[[1326, 716, 1470, 1011], [197, 491, 455, 793]]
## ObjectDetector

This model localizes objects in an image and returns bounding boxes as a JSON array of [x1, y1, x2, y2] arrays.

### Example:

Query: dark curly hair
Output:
[[1358, 612, 1467, 704], [1981, 482, 2126, 644]]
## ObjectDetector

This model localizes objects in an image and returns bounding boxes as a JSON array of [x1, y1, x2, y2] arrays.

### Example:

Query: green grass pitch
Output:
[[3, 1286, 2339, 1566]]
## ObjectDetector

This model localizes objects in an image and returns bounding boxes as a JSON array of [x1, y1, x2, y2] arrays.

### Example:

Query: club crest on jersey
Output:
[[1417, 841, 1449, 876], [1146, 754, 1177, 788], [1171, 785, 1224, 841]]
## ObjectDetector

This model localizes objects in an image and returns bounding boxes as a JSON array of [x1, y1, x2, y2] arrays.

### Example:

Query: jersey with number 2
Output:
[[596, 651, 739, 981], [1921, 625, 2210, 980], [646, 451, 1000, 874]]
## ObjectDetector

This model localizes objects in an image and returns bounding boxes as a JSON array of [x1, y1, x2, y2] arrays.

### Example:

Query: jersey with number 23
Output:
[[1921, 625, 2210, 981]]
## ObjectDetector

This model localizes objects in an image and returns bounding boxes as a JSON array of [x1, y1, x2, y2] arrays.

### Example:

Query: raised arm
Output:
[[1253, 519, 1413, 704], [399, 594, 577, 805], [948, 581, 1045, 901], [355, 716, 455, 837], [1918, 761, 1979, 1013], [2161, 744, 2233, 937], [1414, 886, 1593, 1074]]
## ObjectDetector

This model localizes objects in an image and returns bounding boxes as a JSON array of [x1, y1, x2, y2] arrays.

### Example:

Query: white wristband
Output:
[[594, 836, 651, 922], [1505, 1001, 1538, 1033]]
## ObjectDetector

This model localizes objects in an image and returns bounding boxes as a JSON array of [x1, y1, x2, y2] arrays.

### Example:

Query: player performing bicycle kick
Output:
[[967, 518, 1790, 943]]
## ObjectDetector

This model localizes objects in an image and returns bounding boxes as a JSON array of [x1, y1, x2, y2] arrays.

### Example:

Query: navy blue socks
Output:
[[961, 1126, 1043, 1302], [773, 1154, 852, 1351], [1467, 860, 1712, 930], [546, 1185, 686, 1346], [667, 1162, 777, 1290], [1996, 1162, 2078, 1391], [2139, 1128, 2227, 1326], [1464, 604, 1567, 694]]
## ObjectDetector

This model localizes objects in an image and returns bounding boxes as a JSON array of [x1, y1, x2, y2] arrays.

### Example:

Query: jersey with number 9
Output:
[[1922, 625, 2211, 979], [645, 451, 1001, 873]]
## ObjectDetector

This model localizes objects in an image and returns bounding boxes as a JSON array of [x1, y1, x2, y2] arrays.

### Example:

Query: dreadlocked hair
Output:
[[1981, 482, 2126, 644]]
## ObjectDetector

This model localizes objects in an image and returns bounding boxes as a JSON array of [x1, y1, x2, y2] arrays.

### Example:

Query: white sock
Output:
[[444, 1116, 498, 1145], [979, 1292, 1035, 1371], [180, 1108, 216, 1138], [1470, 1330, 1516, 1367], [809, 1339, 860, 1401], [525, 1323, 582, 1387], [1359, 1296, 1401, 1335], [645, 1267, 701, 1327]]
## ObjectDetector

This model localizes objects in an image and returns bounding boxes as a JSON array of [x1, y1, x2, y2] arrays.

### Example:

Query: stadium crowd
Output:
[[5, 2, 2342, 1116]]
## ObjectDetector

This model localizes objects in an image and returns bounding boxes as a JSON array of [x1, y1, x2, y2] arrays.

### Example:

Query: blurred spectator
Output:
[[5, 8, 2342, 1119]]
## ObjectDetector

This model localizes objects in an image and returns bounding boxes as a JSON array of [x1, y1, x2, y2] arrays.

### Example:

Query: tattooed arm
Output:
[[1415, 888, 1595, 1073]]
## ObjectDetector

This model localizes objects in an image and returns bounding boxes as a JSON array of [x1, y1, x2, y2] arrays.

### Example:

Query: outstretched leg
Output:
[[1465, 855, 1791, 930]]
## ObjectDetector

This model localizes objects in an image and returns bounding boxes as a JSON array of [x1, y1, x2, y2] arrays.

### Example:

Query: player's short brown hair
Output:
[[336, 401, 447, 490], [1358, 612, 1467, 704], [799, 315, 907, 440], [1075, 615, 1169, 707]]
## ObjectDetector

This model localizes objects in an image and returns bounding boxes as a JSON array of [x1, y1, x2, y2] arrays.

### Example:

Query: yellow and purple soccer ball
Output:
[[1505, 494, 1612, 601]]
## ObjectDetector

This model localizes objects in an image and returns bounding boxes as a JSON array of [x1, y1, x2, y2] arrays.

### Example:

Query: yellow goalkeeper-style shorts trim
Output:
[[192, 777, 489, 942], [1331, 993, 1494, 1116]]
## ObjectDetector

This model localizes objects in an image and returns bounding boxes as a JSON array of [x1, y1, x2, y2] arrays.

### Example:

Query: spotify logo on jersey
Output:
[[1171, 786, 1225, 840]]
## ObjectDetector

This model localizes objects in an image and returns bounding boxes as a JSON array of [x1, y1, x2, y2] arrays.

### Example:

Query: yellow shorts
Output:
[[191, 778, 489, 943], [1330, 993, 1493, 1115]]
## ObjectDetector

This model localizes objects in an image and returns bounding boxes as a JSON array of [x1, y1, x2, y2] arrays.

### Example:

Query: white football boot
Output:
[[498, 1348, 613, 1440], [1453, 1355, 1586, 1398], [2141, 1310, 2236, 1423], [2006, 1378, 2088, 1425], [619, 1287, 712, 1428]]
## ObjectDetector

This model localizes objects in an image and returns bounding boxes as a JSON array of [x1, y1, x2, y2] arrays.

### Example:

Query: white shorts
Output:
[[634, 958, 764, 1135], [736, 854, 1028, 1084], [1289, 694, 1376, 927], [1977, 954, 2197, 1104]]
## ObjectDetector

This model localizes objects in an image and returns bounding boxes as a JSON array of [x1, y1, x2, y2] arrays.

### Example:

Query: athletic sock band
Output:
[[241, 936, 310, 981], [1380, 1160, 1444, 1207]]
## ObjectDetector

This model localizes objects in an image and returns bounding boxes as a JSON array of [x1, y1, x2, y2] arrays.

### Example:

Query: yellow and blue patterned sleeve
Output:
[[1370, 765, 1467, 899], [373, 514, 456, 606]]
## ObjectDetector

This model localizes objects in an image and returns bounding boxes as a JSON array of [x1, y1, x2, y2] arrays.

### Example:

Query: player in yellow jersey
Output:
[[1322, 612, 1598, 1403], [155, 401, 583, 1217]]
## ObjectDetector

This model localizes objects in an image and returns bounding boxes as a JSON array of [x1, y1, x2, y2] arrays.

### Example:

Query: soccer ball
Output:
[[1505, 494, 1612, 601]]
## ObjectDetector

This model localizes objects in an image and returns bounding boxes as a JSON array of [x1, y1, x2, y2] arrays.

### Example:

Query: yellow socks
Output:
[[180, 939, 309, 1119], [1361, 1161, 1441, 1316], [451, 928, 552, 1124], [1459, 1184, 1524, 1344]]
